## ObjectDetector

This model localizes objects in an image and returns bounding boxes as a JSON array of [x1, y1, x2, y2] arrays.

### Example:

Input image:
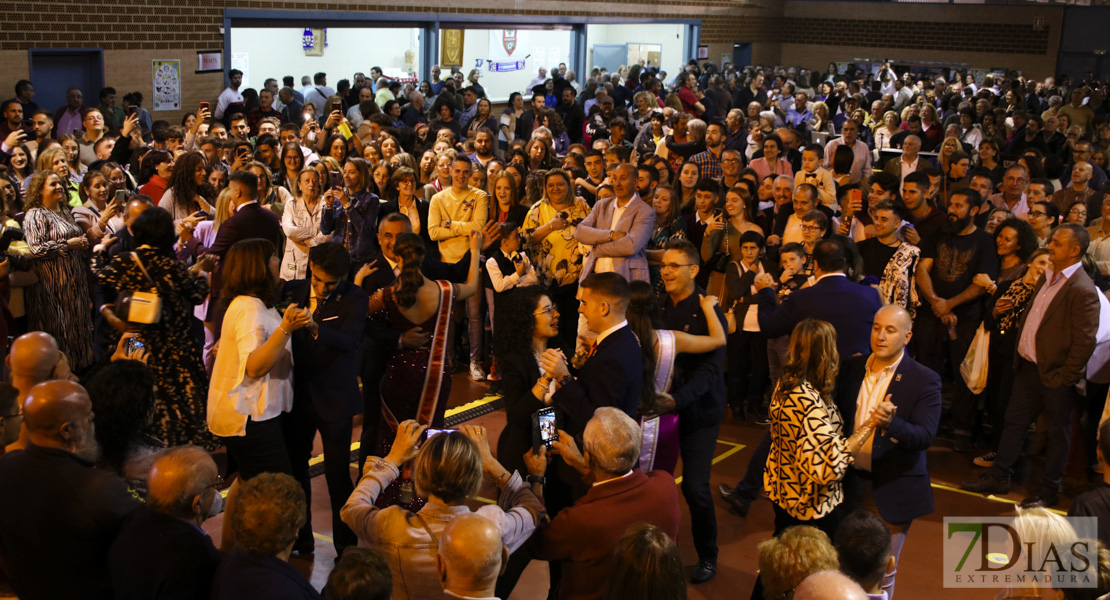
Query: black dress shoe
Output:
[[717, 483, 750, 516], [730, 403, 745, 421], [1020, 491, 1059, 509], [691, 559, 716, 583], [960, 474, 1011, 495], [292, 533, 315, 555]]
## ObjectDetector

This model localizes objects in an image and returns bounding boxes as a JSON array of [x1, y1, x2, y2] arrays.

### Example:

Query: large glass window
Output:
[[585, 23, 686, 80], [441, 28, 573, 102]]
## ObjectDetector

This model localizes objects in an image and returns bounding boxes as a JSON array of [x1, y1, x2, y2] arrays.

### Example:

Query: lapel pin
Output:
[[895, 374, 902, 382]]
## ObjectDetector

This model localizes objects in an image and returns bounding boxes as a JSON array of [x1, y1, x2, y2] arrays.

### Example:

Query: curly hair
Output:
[[994, 217, 1039, 264], [232, 473, 307, 558], [493, 286, 551, 360], [24, 170, 67, 210], [166, 151, 208, 214], [777, 319, 839, 402], [86, 359, 156, 474], [392, 232, 426, 309], [758, 526, 840, 599]]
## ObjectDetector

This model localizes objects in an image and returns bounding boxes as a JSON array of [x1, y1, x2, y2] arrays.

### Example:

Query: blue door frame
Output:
[[223, 9, 700, 86]]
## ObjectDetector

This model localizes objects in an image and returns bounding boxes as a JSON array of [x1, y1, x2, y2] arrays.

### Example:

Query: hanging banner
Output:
[[487, 29, 526, 72], [152, 59, 181, 111], [441, 29, 464, 68]]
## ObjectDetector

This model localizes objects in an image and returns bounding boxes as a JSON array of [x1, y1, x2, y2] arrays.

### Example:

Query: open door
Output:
[[29, 49, 104, 119]]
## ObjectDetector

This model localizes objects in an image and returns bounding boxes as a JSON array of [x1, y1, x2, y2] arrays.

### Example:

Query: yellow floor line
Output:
[[313, 532, 334, 543], [930, 481, 1066, 516], [445, 395, 500, 418], [675, 440, 745, 485]]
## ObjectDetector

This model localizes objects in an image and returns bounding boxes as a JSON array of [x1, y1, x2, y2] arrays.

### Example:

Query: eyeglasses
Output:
[[533, 305, 558, 316], [801, 224, 823, 231], [0, 412, 20, 426], [660, 263, 696, 271], [722, 159, 741, 164], [1029, 211, 1048, 218]]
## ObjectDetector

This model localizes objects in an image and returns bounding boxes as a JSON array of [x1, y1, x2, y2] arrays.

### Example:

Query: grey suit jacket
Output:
[[574, 194, 655, 283], [1015, 265, 1101, 389]]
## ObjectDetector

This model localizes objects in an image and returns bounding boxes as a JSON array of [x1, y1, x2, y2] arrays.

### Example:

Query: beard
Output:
[[943, 212, 972, 234], [73, 429, 101, 464]]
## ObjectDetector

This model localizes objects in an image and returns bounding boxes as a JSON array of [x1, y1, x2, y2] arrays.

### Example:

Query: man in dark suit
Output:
[[528, 408, 681, 600], [656, 239, 727, 583], [108, 446, 223, 600], [0, 380, 141, 600], [963, 224, 1101, 508], [355, 213, 430, 471], [282, 243, 367, 558], [540, 272, 642, 438], [836, 305, 942, 600], [719, 237, 882, 519], [200, 170, 283, 323]]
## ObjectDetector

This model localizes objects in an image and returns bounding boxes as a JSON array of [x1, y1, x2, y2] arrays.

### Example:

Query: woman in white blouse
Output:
[[209, 238, 311, 478], [280, 168, 331, 280]]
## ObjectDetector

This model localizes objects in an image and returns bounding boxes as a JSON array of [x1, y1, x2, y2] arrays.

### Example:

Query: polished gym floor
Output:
[[203, 374, 1079, 600]]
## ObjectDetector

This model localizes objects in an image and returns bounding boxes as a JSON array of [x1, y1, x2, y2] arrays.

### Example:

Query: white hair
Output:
[[583, 407, 641, 475]]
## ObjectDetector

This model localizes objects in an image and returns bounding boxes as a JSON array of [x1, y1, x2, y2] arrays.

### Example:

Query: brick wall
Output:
[[0, 0, 783, 122], [780, 1, 1065, 80]]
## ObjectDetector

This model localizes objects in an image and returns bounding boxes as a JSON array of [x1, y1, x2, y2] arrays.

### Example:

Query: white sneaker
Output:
[[469, 362, 486, 382]]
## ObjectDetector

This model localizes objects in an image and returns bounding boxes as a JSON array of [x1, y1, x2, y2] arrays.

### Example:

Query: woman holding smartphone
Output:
[[72, 171, 124, 242], [321, 157, 380, 271]]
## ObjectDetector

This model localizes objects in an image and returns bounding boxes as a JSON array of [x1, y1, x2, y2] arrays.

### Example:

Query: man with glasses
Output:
[[989, 165, 1031, 220], [1067, 141, 1108, 192], [719, 149, 744, 190], [656, 239, 727, 583]]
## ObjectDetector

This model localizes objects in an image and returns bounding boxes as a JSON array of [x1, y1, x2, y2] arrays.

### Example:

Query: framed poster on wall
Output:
[[441, 29, 464, 67]]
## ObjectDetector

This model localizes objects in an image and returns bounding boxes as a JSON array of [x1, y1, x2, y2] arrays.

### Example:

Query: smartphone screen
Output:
[[425, 428, 455, 439], [125, 338, 145, 357], [537, 410, 556, 447]]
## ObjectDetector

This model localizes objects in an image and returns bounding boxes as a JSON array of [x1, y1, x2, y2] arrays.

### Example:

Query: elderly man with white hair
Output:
[[527, 407, 681, 600]]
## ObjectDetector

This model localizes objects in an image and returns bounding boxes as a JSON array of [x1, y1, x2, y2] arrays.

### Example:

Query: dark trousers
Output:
[[680, 422, 720, 562], [915, 309, 979, 436], [734, 431, 772, 503], [990, 359, 1076, 494], [727, 329, 768, 414], [284, 391, 358, 556], [358, 338, 387, 472], [222, 417, 294, 480], [983, 333, 1018, 450]]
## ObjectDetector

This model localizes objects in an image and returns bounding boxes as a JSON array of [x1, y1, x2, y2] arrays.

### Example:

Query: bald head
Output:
[[8, 331, 61, 384], [148, 446, 220, 520], [794, 570, 868, 600], [871, 304, 913, 361], [22, 380, 97, 460], [875, 304, 912, 331], [437, 513, 506, 595]]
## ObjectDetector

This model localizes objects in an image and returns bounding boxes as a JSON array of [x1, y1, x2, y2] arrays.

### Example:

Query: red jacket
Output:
[[528, 469, 681, 600]]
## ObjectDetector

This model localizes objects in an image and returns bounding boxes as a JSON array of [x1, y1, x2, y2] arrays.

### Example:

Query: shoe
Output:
[[469, 362, 486, 382], [718, 483, 750, 516], [292, 533, 315, 555], [1020, 491, 1059, 508], [730, 403, 745, 421], [487, 380, 502, 396], [691, 559, 717, 583], [960, 474, 1011, 495], [973, 451, 996, 468], [953, 434, 974, 453]]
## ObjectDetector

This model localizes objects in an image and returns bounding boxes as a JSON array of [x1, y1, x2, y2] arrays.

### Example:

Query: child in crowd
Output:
[[794, 144, 837, 209]]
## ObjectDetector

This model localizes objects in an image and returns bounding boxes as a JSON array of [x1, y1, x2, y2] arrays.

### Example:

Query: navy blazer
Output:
[[757, 274, 882, 359], [283, 278, 368, 422], [552, 324, 642, 437], [211, 549, 322, 600], [202, 202, 283, 322], [836, 353, 942, 524]]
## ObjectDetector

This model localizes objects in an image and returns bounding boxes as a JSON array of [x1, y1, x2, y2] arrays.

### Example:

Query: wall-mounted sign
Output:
[[196, 50, 222, 74]]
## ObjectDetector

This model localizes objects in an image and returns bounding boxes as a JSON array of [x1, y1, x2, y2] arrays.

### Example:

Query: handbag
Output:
[[115, 253, 163, 324], [960, 323, 990, 395]]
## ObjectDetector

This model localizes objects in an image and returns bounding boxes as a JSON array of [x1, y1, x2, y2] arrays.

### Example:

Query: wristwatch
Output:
[[558, 374, 574, 388], [527, 474, 546, 485]]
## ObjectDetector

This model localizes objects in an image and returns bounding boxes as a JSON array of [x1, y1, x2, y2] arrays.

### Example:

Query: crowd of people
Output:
[[5, 57, 1110, 599]]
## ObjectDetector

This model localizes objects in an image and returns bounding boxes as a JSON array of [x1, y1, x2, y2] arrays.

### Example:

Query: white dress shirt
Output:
[[853, 352, 903, 471]]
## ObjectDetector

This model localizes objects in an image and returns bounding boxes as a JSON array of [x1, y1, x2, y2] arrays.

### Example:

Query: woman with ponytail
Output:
[[363, 228, 484, 509], [624, 279, 728, 474]]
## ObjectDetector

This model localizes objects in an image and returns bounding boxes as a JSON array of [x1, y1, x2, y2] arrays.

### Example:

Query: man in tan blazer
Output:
[[962, 223, 1100, 508]]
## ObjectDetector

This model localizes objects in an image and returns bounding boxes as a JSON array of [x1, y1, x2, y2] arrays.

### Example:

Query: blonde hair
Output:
[[36, 147, 67, 176], [758, 526, 840, 599], [413, 432, 483, 503], [213, 187, 233, 232]]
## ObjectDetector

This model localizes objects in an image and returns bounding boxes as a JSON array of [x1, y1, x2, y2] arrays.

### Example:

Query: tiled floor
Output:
[[203, 374, 1083, 600]]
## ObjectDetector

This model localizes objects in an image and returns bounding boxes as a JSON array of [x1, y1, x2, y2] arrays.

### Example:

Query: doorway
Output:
[[29, 49, 105, 116], [733, 42, 752, 69]]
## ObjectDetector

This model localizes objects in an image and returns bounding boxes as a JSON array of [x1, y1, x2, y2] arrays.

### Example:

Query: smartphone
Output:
[[532, 407, 557, 454], [114, 189, 127, 205], [125, 337, 145, 357], [424, 428, 455, 440], [328, 171, 343, 190], [126, 105, 137, 116], [199, 101, 210, 113], [337, 122, 353, 140]]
